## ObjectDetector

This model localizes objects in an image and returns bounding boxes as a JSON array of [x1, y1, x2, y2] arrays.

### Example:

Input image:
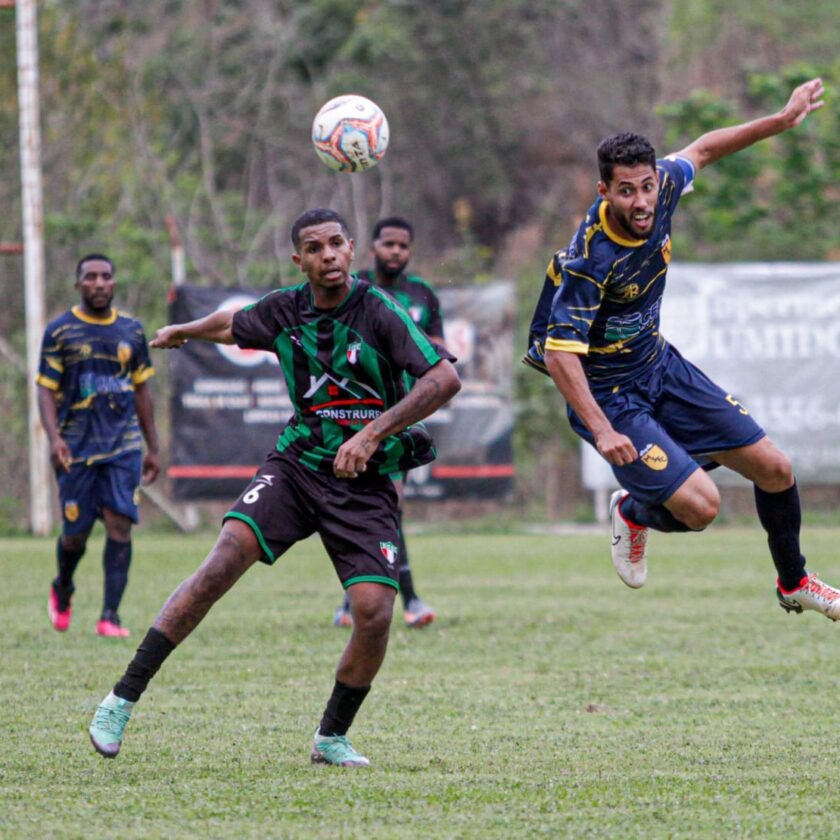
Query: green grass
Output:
[[2, 527, 840, 838]]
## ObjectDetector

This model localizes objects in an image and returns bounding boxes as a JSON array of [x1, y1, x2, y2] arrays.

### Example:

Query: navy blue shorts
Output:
[[57, 450, 142, 534], [569, 345, 765, 505], [224, 450, 401, 591]]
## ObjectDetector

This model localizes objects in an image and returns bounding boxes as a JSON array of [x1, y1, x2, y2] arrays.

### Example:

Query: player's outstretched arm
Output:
[[545, 349, 638, 466], [674, 77, 825, 171], [333, 359, 461, 479], [149, 310, 236, 349]]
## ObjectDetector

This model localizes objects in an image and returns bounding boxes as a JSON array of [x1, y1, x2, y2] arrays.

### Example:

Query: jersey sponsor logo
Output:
[[618, 283, 640, 301], [304, 371, 381, 402], [604, 299, 661, 342], [64, 501, 80, 522], [640, 443, 668, 471], [379, 540, 399, 566], [346, 341, 362, 365], [80, 372, 132, 398]]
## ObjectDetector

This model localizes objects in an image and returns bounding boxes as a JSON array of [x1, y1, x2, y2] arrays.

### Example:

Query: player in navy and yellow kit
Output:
[[525, 77, 840, 621], [88, 209, 460, 767], [38, 254, 160, 638], [333, 216, 445, 630]]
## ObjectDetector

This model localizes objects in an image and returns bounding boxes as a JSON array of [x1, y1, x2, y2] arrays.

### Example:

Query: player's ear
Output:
[[597, 180, 608, 198], [291, 253, 302, 270]]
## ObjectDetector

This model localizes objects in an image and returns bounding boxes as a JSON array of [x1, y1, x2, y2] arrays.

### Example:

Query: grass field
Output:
[[2, 525, 840, 838]]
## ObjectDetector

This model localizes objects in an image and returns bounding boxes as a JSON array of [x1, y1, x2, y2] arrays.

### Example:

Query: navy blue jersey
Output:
[[525, 156, 695, 389], [37, 306, 154, 464], [357, 268, 444, 339], [231, 276, 455, 476]]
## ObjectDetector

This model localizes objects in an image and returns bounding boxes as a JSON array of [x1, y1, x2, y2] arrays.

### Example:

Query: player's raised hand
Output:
[[783, 77, 825, 128], [150, 325, 188, 349]]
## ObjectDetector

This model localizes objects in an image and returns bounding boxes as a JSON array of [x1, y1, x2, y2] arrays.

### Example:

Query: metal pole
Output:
[[17, 0, 52, 534]]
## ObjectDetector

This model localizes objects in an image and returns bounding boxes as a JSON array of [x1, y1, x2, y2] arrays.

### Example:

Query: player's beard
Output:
[[86, 292, 114, 313], [618, 206, 657, 240], [374, 254, 407, 282]]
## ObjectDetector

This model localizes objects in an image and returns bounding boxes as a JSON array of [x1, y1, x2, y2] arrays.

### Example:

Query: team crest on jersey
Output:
[[118, 341, 133, 364], [64, 501, 80, 522], [660, 235, 672, 264], [346, 341, 362, 365], [379, 541, 399, 566], [409, 306, 423, 324], [133, 488, 141, 505], [640, 444, 668, 471], [80, 343, 92, 358]]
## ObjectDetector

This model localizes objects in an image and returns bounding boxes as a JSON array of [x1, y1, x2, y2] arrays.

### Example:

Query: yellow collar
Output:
[[72, 305, 118, 325], [599, 201, 646, 248]]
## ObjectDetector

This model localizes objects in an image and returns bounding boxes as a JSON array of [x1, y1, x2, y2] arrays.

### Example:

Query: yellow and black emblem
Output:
[[640, 444, 668, 471], [64, 501, 80, 522]]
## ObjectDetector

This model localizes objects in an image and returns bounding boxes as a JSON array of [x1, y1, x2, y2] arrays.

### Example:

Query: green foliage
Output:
[[4, 529, 840, 836], [661, 64, 840, 261]]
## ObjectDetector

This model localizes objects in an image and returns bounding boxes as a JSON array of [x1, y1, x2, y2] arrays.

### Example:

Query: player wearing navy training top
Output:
[[38, 254, 160, 638], [333, 216, 445, 630], [525, 77, 840, 621], [88, 209, 460, 767]]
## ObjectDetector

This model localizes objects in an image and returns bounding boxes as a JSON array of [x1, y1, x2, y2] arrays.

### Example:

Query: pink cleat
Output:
[[96, 612, 131, 638], [48, 582, 73, 632]]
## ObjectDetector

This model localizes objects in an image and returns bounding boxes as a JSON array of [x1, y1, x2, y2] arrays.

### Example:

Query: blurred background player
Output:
[[333, 216, 445, 629], [88, 209, 460, 767], [38, 253, 160, 637], [524, 78, 840, 621]]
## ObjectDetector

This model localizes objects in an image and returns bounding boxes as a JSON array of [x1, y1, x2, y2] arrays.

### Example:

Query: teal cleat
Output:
[[310, 729, 370, 767], [89, 691, 135, 758]]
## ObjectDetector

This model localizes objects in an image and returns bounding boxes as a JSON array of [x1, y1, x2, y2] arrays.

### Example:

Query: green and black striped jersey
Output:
[[232, 276, 455, 475]]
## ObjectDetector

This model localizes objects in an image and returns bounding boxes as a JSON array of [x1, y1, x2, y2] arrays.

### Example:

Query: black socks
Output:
[[620, 496, 694, 533], [754, 483, 807, 592], [102, 538, 132, 616], [318, 681, 371, 737], [114, 627, 176, 702]]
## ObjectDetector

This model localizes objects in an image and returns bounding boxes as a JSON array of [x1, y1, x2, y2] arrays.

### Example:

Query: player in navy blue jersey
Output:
[[88, 209, 460, 767], [332, 216, 445, 630], [524, 77, 840, 621], [38, 254, 160, 638]]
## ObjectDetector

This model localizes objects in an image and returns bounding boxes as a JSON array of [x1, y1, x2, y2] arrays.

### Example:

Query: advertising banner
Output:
[[661, 262, 840, 484], [166, 281, 515, 500]]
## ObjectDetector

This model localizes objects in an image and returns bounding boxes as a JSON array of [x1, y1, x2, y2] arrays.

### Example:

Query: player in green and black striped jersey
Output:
[[334, 216, 445, 630], [89, 209, 461, 768]]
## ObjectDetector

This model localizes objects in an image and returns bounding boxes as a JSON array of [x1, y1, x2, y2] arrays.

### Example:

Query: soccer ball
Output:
[[311, 94, 389, 173]]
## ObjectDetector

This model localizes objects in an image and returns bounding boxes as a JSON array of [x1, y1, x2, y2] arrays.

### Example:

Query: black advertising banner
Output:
[[166, 281, 514, 501], [167, 285, 290, 500], [404, 282, 515, 500]]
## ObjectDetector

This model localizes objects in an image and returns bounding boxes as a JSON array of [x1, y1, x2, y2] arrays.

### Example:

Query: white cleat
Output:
[[777, 573, 840, 622], [609, 490, 649, 589]]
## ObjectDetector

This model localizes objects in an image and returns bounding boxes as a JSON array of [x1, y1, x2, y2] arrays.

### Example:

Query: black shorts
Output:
[[223, 450, 401, 590]]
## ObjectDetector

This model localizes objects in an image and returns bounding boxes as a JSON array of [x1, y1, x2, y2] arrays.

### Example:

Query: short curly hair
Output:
[[597, 132, 656, 184], [291, 209, 351, 249]]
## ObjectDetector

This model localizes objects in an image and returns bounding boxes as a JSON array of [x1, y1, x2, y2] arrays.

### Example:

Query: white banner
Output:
[[661, 262, 840, 483]]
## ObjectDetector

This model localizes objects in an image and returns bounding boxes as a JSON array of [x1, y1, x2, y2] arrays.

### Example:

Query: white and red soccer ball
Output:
[[311, 94, 389, 173]]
